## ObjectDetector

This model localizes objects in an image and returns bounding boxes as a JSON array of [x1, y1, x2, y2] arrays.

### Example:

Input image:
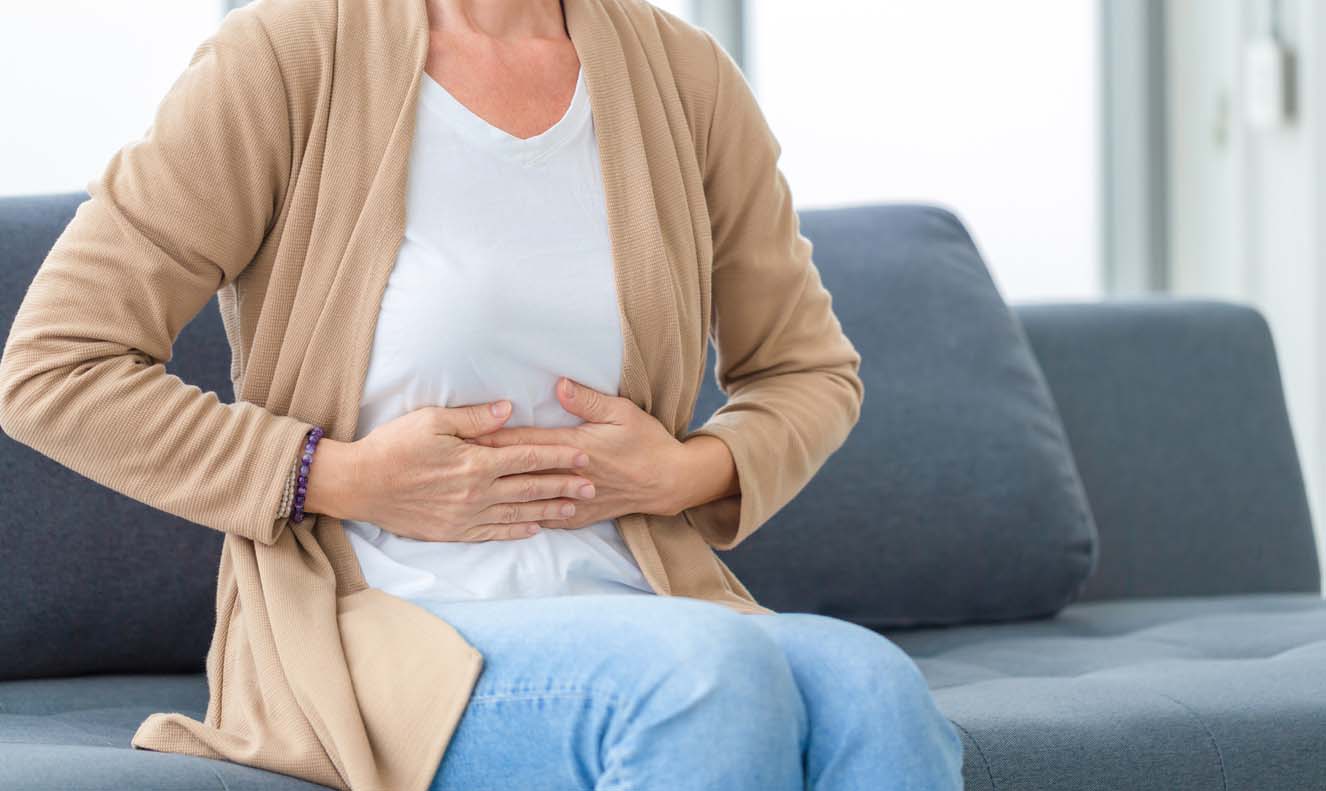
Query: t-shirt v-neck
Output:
[[341, 55, 653, 604], [419, 65, 588, 167]]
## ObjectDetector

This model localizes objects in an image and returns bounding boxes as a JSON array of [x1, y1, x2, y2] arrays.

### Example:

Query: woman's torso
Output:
[[340, 62, 656, 603]]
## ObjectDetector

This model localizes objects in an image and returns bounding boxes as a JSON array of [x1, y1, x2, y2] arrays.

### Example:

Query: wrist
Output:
[[301, 437, 363, 521], [659, 433, 738, 517]]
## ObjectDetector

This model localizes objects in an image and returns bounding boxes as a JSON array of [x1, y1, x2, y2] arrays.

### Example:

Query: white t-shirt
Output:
[[340, 64, 656, 603]]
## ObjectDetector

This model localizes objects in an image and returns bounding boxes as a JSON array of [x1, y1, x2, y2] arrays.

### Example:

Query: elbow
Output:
[[0, 336, 87, 444], [847, 348, 865, 423], [833, 364, 864, 442], [0, 344, 32, 440], [0, 366, 54, 449], [831, 343, 865, 432], [814, 349, 864, 460]]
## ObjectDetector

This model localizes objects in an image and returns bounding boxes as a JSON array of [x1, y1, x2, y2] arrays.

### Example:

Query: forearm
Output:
[[664, 433, 740, 515], [0, 9, 321, 546], [294, 437, 363, 521], [0, 344, 315, 545], [674, 32, 864, 551]]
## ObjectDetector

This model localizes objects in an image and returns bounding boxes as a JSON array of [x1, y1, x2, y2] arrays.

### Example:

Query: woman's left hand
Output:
[[463, 376, 687, 529]]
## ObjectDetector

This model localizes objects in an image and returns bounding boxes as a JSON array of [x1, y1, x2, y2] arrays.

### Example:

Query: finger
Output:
[[557, 376, 625, 424], [519, 466, 582, 476], [535, 510, 602, 530], [434, 401, 512, 438], [476, 498, 581, 526], [487, 444, 589, 476], [469, 425, 578, 448], [463, 522, 542, 542], [488, 473, 596, 505]]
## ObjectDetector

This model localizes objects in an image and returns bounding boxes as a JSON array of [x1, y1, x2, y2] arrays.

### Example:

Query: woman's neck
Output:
[[425, 0, 567, 40]]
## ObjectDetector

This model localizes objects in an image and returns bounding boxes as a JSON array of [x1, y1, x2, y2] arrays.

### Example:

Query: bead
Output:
[[289, 425, 325, 525]]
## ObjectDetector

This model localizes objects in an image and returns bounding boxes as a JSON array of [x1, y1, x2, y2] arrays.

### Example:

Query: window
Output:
[[746, 1, 1102, 301], [1, 1, 222, 196], [5, 0, 1099, 306]]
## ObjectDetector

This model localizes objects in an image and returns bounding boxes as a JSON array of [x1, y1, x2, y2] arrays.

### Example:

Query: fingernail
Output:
[[526, 524, 540, 535], [573, 452, 589, 467], [491, 400, 510, 417], [578, 483, 596, 498], [561, 378, 575, 399], [560, 503, 576, 516]]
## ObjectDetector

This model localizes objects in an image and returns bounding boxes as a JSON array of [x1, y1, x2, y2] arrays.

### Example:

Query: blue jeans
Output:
[[410, 593, 964, 790]]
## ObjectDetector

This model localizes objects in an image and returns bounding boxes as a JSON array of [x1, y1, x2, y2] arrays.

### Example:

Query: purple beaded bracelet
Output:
[[291, 426, 325, 524]]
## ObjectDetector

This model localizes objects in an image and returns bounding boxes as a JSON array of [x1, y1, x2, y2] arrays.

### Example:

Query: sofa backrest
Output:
[[1015, 300, 1321, 600], [0, 192, 228, 678], [697, 203, 1100, 628], [1, 192, 1319, 679]]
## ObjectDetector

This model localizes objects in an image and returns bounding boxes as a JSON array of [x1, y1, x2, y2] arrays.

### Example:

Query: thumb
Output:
[[441, 399, 511, 439], [558, 377, 617, 423]]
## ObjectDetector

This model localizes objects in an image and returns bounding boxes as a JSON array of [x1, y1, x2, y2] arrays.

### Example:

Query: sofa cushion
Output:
[[889, 593, 1326, 791], [0, 674, 331, 790], [5, 595, 1321, 790], [0, 193, 226, 680], [697, 203, 1098, 626], [1016, 301, 1321, 601]]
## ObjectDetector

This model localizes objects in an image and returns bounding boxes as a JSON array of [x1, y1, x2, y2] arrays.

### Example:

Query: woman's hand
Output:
[[464, 377, 688, 529], [328, 399, 600, 542]]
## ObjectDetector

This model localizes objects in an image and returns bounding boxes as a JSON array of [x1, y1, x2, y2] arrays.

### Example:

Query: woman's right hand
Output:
[[313, 399, 598, 542]]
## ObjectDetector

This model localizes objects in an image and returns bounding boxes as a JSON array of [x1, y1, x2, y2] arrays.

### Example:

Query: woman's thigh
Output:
[[411, 593, 808, 791], [744, 612, 965, 790]]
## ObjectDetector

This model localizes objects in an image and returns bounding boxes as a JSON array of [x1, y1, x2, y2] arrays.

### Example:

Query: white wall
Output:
[[1167, 0, 1326, 581], [0, 1, 699, 197], [0, 2, 221, 196], [6, 1, 1101, 305], [747, 0, 1102, 302]]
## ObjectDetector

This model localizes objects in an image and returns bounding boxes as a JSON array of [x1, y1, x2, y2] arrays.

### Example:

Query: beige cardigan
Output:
[[0, 0, 864, 788]]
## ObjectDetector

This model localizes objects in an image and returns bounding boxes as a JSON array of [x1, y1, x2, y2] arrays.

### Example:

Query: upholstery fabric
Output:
[[888, 593, 1326, 791], [5, 192, 1322, 791], [1017, 301, 1321, 601], [700, 204, 1098, 627], [0, 193, 226, 679], [0, 675, 326, 790], [1, 196, 1101, 679], [0, 2, 867, 785], [2, 595, 1321, 790]]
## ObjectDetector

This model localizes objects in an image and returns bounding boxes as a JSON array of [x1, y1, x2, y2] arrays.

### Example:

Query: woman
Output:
[[0, 0, 962, 789]]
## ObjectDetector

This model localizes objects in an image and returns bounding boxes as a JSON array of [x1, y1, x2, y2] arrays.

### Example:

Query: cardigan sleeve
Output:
[[680, 34, 865, 551], [276, 458, 301, 520], [0, 7, 317, 546]]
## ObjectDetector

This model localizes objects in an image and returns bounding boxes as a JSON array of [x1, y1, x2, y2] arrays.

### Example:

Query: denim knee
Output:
[[589, 599, 807, 791], [810, 619, 964, 777], [607, 599, 804, 731], [841, 627, 934, 708], [629, 600, 796, 695]]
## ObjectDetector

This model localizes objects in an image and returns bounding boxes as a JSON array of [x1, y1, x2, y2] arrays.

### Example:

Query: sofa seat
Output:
[[886, 593, 1326, 791], [0, 674, 329, 790], [1, 594, 1322, 791]]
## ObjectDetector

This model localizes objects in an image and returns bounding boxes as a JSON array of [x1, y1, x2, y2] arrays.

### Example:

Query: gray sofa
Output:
[[2, 192, 1323, 791]]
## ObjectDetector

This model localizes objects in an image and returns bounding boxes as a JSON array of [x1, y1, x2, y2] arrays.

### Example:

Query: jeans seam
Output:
[[464, 682, 635, 790], [468, 689, 625, 705]]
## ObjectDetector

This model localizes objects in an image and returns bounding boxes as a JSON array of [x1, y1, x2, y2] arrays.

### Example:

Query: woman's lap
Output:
[[410, 593, 962, 791], [410, 593, 748, 703], [743, 611, 965, 789]]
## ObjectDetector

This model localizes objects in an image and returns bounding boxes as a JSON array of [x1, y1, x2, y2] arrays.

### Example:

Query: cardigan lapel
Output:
[[316, 0, 672, 595], [564, 0, 674, 593], [564, 0, 655, 414]]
